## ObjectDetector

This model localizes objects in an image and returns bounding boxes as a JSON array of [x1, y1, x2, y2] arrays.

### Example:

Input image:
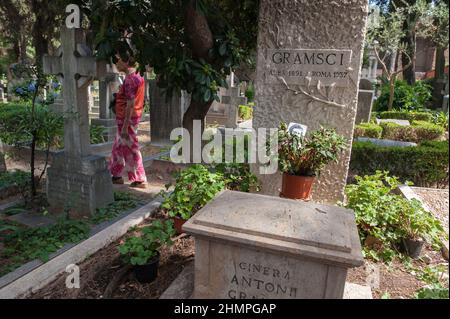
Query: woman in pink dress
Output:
[[109, 52, 147, 188]]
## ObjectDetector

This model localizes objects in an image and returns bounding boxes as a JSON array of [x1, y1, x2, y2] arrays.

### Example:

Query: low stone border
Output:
[[398, 184, 449, 261], [0, 196, 163, 299]]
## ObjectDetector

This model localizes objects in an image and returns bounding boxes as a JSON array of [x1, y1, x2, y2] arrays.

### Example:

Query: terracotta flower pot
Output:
[[172, 216, 187, 235], [280, 173, 315, 200]]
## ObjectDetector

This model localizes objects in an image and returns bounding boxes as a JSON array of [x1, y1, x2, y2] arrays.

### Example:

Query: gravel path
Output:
[[411, 187, 449, 235]]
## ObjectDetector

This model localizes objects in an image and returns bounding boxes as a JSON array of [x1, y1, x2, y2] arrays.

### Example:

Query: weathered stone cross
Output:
[[42, 25, 113, 218], [43, 26, 107, 158]]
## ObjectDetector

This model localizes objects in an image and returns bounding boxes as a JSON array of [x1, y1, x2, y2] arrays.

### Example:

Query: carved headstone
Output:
[[42, 26, 114, 218], [184, 191, 364, 299], [253, 0, 369, 203], [355, 79, 375, 124]]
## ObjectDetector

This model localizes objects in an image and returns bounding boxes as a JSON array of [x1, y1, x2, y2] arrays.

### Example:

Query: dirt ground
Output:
[[31, 214, 195, 299]]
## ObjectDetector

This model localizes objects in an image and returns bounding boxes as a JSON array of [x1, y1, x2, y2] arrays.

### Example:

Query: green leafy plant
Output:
[[350, 140, 449, 188], [378, 111, 433, 122], [344, 171, 446, 262], [374, 80, 432, 112], [0, 170, 31, 189], [89, 191, 142, 225], [118, 220, 175, 266], [354, 123, 383, 139], [277, 123, 346, 176], [415, 285, 449, 299], [238, 103, 253, 121], [431, 111, 449, 131], [89, 124, 106, 145], [161, 165, 225, 220]]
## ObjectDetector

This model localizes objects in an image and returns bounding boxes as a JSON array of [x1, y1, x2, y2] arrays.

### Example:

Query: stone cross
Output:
[[253, 0, 369, 203], [42, 26, 113, 218], [43, 26, 107, 158]]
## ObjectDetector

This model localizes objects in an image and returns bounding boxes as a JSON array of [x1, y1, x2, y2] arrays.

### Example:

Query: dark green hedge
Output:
[[378, 111, 433, 122], [350, 141, 449, 188]]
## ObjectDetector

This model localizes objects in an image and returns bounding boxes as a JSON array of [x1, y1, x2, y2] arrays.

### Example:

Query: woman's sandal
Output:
[[130, 181, 147, 189]]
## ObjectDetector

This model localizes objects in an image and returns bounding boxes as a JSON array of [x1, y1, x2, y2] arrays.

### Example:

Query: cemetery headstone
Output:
[[355, 79, 375, 124], [184, 191, 364, 299], [42, 26, 114, 218], [149, 80, 190, 146], [91, 65, 120, 142], [376, 119, 410, 126], [253, 0, 369, 203], [0, 87, 7, 103]]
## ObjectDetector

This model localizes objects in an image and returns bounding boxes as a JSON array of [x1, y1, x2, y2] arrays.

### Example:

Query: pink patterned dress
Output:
[[109, 72, 147, 183]]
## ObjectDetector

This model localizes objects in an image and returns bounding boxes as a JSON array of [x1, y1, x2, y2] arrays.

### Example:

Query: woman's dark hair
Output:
[[114, 42, 137, 67]]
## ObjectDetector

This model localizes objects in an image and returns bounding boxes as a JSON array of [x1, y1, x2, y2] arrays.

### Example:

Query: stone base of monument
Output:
[[91, 118, 117, 142], [46, 152, 114, 218], [160, 262, 373, 299], [183, 190, 364, 299]]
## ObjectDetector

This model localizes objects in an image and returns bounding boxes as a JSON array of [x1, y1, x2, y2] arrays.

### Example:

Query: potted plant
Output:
[[118, 220, 175, 283], [398, 198, 444, 259], [276, 123, 346, 200], [161, 165, 225, 234]]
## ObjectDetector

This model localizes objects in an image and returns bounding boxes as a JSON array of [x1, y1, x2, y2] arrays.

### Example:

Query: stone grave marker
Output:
[[355, 79, 375, 124], [91, 65, 120, 142], [149, 80, 190, 146], [0, 87, 7, 103], [253, 0, 369, 203], [183, 190, 364, 299], [376, 119, 410, 126], [42, 26, 114, 218]]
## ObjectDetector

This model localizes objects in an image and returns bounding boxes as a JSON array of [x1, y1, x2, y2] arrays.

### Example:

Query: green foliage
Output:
[[344, 171, 445, 262], [238, 103, 253, 121], [0, 102, 64, 149], [89, 191, 142, 225], [82, 0, 259, 106], [161, 165, 225, 220], [374, 80, 432, 112], [431, 111, 449, 131], [277, 123, 346, 176], [0, 170, 31, 189], [411, 121, 445, 142], [350, 141, 449, 188], [214, 163, 259, 193], [1, 217, 90, 276], [378, 111, 433, 122], [118, 220, 175, 266], [415, 285, 449, 299], [378, 121, 444, 143], [89, 125, 106, 145], [245, 82, 255, 102], [354, 123, 383, 139]]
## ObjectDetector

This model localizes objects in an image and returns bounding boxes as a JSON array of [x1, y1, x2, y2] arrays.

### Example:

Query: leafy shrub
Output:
[[374, 80, 432, 112], [118, 220, 174, 266], [344, 171, 445, 262], [89, 125, 106, 145], [277, 123, 346, 176], [415, 285, 449, 299], [379, 121, 444, 143], [380, 122, 416, 142], [354, 123, 383, 139], [350, 141, 449, 188], [0, 170, 31, 189], [0, 102, 63, 149], [378, 111, 433, 122], [161, 165, 225, 220], [238, 103, 253, 120], [245, 82, 255, 102], [431, 111, 449, 131], [411, 121, 445, 141]]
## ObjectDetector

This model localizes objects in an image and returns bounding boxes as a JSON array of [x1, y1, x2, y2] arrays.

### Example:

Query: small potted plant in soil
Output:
[[118, 220, 175, 283], [161, 165, 225, 234], [399, 198, 445, 259], [276, 123, 346, 200]]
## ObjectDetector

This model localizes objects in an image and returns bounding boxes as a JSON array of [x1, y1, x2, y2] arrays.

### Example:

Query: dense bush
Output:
[[379, 121, 444, 143], [378, 111, 433, 122], [344, 172, 445, 262], [374, 80, 432, 112], [350, 141, 449, 188], [354, 123, 383, 138]]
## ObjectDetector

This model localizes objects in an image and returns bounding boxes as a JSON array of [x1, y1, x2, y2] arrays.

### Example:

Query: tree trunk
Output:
[[31, 0, 49, 67], [401, 18, 417, 85], [388, 76, 396, 111], [432, 46, 446, 109]]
